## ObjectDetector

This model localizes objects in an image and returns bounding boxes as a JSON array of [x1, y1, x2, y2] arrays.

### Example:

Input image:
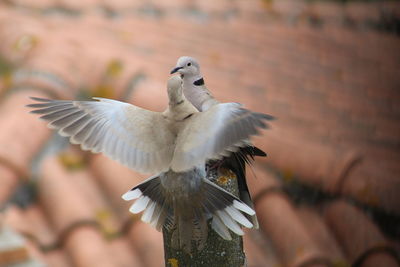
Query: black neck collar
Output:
[[193, 78, 205, 86]]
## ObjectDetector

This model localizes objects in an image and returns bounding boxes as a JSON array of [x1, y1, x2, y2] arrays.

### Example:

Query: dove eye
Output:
[[187, 62, 191, 67]]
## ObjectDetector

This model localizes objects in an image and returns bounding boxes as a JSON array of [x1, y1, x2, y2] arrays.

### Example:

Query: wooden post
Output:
[[163, 167, 247, 267]]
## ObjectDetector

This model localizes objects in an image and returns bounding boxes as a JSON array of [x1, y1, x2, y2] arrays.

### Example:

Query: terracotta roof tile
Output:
[[0, 164, 19, 205], [22, 205, 58, 248], [0, 12, 45, 63], [341, 159, 400, 214], [272, 0, 308, 18], [0, 1, 399, 266], [324, 200, 399, 267], [243, 231, 282, 267], [43, 250, 72, 267], [251, 169, 330, 267], [360, 251, 400, 267], [308, 1, 345, 20], [246, 163, 282, 202], [108, 237, 143, 267], [22, 205, 72, 267], [297, 206, 347, 265], [127, 222, 164, 267], [0, 90, 51, 176], [7, 0, 54, 9], [64, 162, 121, 236], [90, 154, 164, 266], [37, 155, 140, 266], [344, 2, 382, 25], [63, 226, 118, 267], [3, 205, 32, 241], [256, 191, 329, 267], [38, 156, 96, 232], [2, 205, 66, 266], [129, 79, 169, 112], [100, 0, 139, 10], [89, 154, 146, 219], [254, 127, 361, 194]]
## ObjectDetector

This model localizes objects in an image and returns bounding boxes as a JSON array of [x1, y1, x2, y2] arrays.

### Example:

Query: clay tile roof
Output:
[[0, 0, 399, 266]]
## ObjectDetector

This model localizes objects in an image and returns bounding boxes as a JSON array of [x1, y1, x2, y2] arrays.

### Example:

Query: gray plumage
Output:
[[27, 75, 271, 253], [171, 57, 275, 228]]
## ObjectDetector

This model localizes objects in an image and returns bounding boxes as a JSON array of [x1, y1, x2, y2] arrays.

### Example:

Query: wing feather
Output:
[[28, 97, 175, 174], [171, 103, 273, 172]]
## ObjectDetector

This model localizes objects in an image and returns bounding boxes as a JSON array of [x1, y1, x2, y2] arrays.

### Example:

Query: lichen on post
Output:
[[163, 167, 247, 267]]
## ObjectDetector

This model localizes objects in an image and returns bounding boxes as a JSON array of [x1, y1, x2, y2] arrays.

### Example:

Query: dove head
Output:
[[167, 75, 184, 103], [170, 56, 201, 77]]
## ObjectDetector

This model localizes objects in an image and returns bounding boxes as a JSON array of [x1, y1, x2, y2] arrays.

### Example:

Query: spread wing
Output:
[[171, 103, 274, 172], [27, 97, 175, 174]]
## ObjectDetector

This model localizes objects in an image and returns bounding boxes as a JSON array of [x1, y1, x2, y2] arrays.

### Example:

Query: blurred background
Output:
[[0, 0, 399, 266]]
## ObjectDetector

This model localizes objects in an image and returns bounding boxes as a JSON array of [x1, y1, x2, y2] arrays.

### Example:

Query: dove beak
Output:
[[170, 66, 183, 74]]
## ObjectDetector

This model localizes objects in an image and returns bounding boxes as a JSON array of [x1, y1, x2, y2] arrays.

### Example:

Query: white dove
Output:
[[27, 75, 271, 253], [171, 57, 274, 228]]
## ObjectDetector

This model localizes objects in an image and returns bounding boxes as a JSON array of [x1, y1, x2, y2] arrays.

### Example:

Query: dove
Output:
[[27, 75, 273, 253], [171, 56, 274, 228]]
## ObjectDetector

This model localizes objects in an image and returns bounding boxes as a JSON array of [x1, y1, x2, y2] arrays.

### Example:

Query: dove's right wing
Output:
[[27, 97, 175, 174], [171, 103, 274, 172]]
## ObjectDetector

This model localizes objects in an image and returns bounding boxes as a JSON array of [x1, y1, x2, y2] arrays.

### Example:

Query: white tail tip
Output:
[[233, 200, 255, 216], [122, 189, 142, 201], [129, 196, 150, 214], [225, 206, 253, 228]]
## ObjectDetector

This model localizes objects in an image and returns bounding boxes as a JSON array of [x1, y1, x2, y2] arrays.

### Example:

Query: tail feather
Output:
[[201, 178, 254, 237], [122, 174, 171, 230], [216, 210, 243, 236], [221, 145, 264, 229], [122, 173, 256, 253], [151, 201, 168, 231], [211, 215, 232, 240], [141, 201, 156, 223]]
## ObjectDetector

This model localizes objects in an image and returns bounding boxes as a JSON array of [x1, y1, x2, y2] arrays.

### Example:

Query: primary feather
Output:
[[28, 96, 175, 174]]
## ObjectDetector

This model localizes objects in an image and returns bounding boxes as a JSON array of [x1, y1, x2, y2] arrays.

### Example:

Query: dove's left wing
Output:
[[171, 103, 274, 172], [27, 97, 175, 174]]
